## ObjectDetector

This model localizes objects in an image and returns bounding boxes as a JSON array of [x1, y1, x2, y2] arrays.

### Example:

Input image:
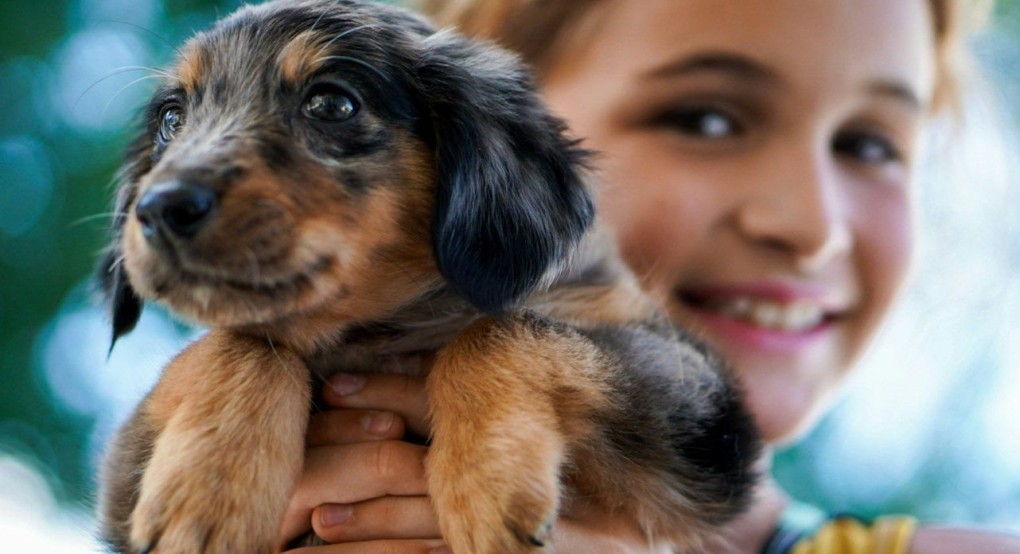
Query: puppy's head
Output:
[[97, 0, 593, 346]]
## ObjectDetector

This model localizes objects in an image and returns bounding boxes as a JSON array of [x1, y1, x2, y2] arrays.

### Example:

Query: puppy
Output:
[[96, 1, 761, 552]]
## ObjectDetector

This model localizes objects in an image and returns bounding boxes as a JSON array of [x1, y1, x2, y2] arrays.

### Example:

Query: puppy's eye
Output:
[[302, 85, 358, 122], [158, 104, 185, 143]]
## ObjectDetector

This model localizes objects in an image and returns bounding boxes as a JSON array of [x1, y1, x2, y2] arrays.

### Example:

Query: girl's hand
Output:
[[279, 370, 672, 553], [278, 372, 445, 553]]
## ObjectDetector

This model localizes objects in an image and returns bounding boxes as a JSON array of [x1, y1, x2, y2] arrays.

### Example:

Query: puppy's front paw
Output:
[[428, 438, 561, 554], [119, 331, 310, 554], [425, 317, 583, 553], [129, 455, 283, 554], [433, 471, 560, 554]]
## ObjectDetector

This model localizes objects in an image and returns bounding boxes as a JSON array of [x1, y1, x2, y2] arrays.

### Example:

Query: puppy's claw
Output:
[[514, 510, 555, 549], [137, 531, 159, 554], [527, 517, 555, 547]]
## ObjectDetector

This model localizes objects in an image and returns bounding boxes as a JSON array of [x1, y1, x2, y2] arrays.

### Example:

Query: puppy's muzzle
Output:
[[136, 180, 218, 241]]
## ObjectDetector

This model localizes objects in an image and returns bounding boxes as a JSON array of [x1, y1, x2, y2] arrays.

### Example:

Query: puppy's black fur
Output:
[[418, 36, 594, 313]]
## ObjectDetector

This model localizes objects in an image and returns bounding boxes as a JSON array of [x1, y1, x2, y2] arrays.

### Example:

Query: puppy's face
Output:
[[102, 0, 594, 345], [118, 2, 437, 329]]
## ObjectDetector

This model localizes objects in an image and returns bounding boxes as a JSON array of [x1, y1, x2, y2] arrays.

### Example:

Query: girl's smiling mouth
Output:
[[675, 282, 851, 352]]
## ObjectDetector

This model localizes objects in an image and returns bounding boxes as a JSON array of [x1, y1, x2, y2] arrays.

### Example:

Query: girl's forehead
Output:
[[567, 0, 936, 109]]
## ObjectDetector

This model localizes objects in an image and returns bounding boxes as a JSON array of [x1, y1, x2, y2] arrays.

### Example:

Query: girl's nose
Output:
[[734, 147, 852, 271]]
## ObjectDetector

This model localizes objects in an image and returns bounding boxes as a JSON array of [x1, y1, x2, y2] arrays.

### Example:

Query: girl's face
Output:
[[542, 0, 936, 443]]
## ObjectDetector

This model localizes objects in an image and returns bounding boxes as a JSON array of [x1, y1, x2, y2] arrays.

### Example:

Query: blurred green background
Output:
[[1, 0, 1019, 549]]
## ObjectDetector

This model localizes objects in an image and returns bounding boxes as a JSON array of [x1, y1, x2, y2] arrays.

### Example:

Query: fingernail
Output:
[[329, 373, 365, 396], [320, 503, 353, 527], [361, 411, 395, 435], [430, 547, 453, 554]]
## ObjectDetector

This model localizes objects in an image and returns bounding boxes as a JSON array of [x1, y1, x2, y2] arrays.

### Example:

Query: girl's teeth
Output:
[[753, 302, 782, 328], [708, 297, 826, 331], [720, 297, 752, 318]]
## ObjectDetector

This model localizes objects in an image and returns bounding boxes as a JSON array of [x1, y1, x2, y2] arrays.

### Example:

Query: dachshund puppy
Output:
[[96, 1, 761, 552]]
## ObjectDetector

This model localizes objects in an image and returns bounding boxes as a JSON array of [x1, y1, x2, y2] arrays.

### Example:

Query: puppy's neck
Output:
[[233, 279, 463, 358]]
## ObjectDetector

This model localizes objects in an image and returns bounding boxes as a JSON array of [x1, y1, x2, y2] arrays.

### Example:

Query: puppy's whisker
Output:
[[129, 65, 176, 80], [315, 55, 392, 83], [69, 211, 128, 228], [266, 332, 328, 398], [105, 20, 187, 59], [107, 254, 126, 273], [264, 335, 291, 379], [637, 256, 667, 291], [305, 361, 331, 390], [102, 74, 163, 119], [320, 23, 384, 50], [309, 9, 330, 33], [75, 67, 169, 111]]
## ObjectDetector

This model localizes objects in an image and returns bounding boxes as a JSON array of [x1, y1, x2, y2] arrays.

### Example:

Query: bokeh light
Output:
[[0, 137, 55, 237]]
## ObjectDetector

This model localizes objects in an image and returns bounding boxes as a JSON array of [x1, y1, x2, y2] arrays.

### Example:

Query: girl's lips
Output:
[[675, 282, 849, 354], [682, 304, 836, 354]]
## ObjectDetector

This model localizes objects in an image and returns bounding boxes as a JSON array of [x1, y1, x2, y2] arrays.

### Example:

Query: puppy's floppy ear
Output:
[[95, 135, 149, 353], [97, 248, 142, 355], [417, 31, 594, 314]]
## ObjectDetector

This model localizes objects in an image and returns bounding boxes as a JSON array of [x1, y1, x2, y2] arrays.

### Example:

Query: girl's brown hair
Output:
[[417, 0, 993, 112]]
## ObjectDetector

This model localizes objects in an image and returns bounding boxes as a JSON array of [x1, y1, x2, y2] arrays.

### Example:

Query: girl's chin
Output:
[[739, 372, 828, 445]]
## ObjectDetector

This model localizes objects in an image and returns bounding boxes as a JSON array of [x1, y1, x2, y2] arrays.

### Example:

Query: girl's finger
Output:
[[279, 441, 428, 545], [307, 409, 407, 447], [323, 373, 430, 436], [312, 496, 440, 544]]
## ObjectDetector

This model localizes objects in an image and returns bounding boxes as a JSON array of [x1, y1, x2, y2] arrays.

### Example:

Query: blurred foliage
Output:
[[998, 0, 1020, 32], [0, 0, 240, 507], [1, 0, 1019, 532]]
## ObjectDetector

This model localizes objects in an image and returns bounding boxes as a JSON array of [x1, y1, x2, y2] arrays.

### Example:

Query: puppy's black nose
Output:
[[136, 181, 217, 239]]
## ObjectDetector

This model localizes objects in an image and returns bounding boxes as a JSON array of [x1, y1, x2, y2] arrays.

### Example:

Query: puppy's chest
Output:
[[305, 289, 482, 379]]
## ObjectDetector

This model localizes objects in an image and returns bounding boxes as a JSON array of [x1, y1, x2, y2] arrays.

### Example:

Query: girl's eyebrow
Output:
[[643, 51, 922, 112], [642, 51, 781, 87], [867, 81, 923, 111]]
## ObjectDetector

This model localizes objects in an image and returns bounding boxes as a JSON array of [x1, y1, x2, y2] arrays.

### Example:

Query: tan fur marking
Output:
[[175, 40, 209, 92], [130, 330, 310, 554], [533, 277, 661, 328], [277, 31, 328, 84], [427, 317, 611, 554], [256, 137, 438, 353]]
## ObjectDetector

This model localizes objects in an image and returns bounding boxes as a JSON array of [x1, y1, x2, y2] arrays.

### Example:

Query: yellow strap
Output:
[[873, 516, 918, 554], [790, 516, 918, 554]]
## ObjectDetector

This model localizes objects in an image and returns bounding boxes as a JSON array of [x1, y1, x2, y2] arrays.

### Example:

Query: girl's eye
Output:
[[833, 131, 901, 165], [302, 85, 358, 122], [158, 104, 185, 143], [662, 107, 743, 139]]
